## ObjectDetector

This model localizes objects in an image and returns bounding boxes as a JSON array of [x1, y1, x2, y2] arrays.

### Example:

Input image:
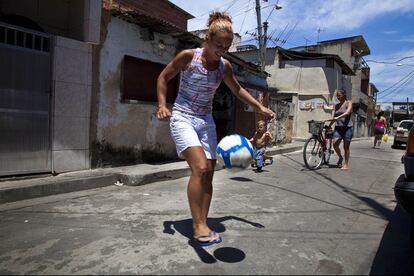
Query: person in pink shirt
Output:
[[373, 111, 388, 148]]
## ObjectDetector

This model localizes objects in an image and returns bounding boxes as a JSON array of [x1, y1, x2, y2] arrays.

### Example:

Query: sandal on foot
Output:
[[193, 231, 222, 247]]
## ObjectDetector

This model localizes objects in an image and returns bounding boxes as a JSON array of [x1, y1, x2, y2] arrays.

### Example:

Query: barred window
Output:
[[0, 25, 49, 52]]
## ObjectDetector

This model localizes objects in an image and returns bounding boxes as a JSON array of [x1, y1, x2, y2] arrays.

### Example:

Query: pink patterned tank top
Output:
[[173, 48, 225, 115]]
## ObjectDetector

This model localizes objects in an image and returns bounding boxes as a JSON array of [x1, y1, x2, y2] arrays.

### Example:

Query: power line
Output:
[[366, 55, 414, 65], [191, 0, 246, 18], [378, 72, 414, 100], [238, 0, 252, 34], [265, 0, 281, 22], [281, 21, 298, 46], [377, 69, 414, 94], [224, 0, 238, 12], [371, 66, 405, 76]]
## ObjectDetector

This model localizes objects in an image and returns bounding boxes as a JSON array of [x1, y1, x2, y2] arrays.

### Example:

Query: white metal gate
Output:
[[0, 23, 51, 176]]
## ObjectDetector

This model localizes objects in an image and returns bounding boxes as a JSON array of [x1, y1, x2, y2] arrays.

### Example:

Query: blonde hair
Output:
[[207, 11, 233, 37], [257, 120, 266, 127]]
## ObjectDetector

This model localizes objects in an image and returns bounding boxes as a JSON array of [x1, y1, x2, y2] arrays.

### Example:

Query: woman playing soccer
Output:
[[156, 11, 275, 246]]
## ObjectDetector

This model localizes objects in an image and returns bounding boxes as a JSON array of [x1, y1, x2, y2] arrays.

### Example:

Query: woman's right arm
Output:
[[156, 49, 193, 120], [328, 105, 337, 127]]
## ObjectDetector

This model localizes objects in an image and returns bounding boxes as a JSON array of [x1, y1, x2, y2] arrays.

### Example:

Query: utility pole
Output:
[[255, 0, 265, 71], [263, 21, 268, 70], [317, 28, 324, 43], [407, 97, 409, 118]]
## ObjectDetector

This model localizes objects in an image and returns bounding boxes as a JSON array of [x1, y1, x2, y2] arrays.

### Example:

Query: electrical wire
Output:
[[191, 0, 245, 18], [371, 66, 405, 76], [365, 55, 414, 65], [238, 0, 252, 34], [281, 21, 298, 46], [378, 71, 414, 100], [377, 69, 414, 94], [224, 0, 239, 12]]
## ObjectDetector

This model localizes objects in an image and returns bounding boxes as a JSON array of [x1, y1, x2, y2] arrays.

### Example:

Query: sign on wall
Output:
[[299, 99, 334, 111]]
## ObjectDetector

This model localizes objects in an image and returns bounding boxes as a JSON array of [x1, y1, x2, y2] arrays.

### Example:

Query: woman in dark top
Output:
[[330, 89, 353, 171]]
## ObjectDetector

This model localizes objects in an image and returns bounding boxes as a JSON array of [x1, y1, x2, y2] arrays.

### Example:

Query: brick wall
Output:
[[103, 0, 191, 30]]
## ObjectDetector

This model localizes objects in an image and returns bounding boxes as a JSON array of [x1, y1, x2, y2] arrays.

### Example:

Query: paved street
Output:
[[0, 139, 413, 275]]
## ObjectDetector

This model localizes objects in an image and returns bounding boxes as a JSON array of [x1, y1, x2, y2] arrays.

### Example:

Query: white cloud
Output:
[[278, 0, 414, 32], [171, 0, 414, 45], [383, 30, 400, 35], [392, 35, 414, 43]]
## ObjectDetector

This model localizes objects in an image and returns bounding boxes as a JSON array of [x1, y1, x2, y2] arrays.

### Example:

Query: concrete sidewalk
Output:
[[0, 142, 304, 204]]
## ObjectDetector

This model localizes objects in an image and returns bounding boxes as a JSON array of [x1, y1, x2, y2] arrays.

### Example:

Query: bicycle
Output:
[[303, 120, 334, 170]]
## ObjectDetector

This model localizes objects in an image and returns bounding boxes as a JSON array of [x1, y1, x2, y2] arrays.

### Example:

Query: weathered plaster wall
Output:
[[96, 17, 178, 163], [267, 61, 340, 95], [318, 43, 354, 70], [268, 97, 293, 144], [296, 95, 333, 138]]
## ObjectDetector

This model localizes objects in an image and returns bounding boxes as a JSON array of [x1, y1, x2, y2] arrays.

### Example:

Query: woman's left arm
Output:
[[222, 60, 275, 120], [383, 117, 388, 131]]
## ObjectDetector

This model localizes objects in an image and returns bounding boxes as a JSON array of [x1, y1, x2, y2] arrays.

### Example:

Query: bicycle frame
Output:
[[303, 123, 333, 170]]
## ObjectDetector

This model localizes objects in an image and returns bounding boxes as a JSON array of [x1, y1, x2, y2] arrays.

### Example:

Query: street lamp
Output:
[[397, 63, 414, 67], [256, 0, 283, 71]]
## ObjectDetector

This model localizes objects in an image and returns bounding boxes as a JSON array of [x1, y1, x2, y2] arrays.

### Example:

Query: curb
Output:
[[0, 174, 120, 204], [266, 145, 303, 156], [0, 144, 303, 204], [119, 167, 192, 187]]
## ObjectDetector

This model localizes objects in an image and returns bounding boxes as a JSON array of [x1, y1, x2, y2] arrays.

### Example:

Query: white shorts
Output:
[[169, 110, 217, 159]]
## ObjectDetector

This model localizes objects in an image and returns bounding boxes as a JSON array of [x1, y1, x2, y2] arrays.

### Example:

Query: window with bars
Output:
[[0, 25, 49, 52]]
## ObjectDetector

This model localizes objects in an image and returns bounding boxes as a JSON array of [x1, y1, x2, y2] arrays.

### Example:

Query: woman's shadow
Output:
[[163, 215, 264, 263]]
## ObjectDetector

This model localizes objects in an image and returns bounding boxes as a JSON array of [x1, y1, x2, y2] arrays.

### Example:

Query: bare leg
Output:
[[182, 147, 218, 240], [377, 135, 382, 148], [333, 139, 343, 166], [342, 141, 351, 170], [200, 160, 216, 226], [373, 135, 378, 147]]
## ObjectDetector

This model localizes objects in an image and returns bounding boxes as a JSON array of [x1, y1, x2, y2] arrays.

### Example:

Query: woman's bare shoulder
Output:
[[176, 49, 195, 61], [172, 49, 195, 69]]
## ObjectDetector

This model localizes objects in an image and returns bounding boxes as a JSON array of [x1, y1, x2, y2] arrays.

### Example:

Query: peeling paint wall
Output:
[[95, 17, 179, 165], [268, 97, 293, 144]]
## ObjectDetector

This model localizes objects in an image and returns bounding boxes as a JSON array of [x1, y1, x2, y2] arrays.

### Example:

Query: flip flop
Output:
[[194, 231, 222, 247], [341, 167, 349, 171]]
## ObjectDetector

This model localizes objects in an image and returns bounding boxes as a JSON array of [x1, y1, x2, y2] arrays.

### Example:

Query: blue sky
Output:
[[170, 0, 414, 105]]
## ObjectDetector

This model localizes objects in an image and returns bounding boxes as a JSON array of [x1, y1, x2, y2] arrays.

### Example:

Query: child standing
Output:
[[156, 12, 275, 246], [250, 120, 273, 172]]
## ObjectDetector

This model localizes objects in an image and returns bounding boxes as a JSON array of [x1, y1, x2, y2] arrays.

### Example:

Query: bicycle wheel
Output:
[[323, 138, 332, 164], [303, 136, 323, 170]]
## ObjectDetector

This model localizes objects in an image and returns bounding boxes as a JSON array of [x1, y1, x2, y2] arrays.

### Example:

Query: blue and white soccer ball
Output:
[[216, 134, 254, 171]]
